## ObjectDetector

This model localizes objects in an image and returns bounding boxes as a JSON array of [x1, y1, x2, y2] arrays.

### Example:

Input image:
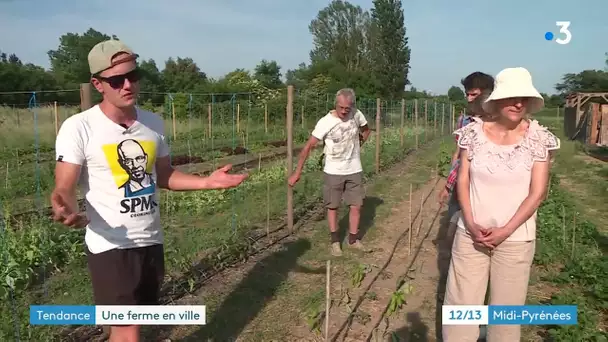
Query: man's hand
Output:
[[208, 164, 248, 189], [438, 188, 450, 205], [51, 191, 89, 228], [288, 172, 301, 187]]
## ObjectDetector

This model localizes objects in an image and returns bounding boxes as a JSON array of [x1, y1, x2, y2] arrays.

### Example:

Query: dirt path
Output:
[[135, 138, 453, 342], [325, 178, 449, 342]]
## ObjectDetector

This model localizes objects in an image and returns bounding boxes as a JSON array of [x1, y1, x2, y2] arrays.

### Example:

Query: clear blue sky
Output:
[[1, 0, 606, 95]]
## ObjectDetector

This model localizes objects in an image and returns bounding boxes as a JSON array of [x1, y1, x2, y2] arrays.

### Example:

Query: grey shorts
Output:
[[323, 172, 364, 209]]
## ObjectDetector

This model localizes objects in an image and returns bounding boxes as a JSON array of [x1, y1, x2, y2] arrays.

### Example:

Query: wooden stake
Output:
[[400, 99, 405, 148], [286, 86, 294, 232], [207, 103, 212, 138], [237, 103, 240, 133], [571, 212, 576, 259], [325, 259, 331, 341], [452, 105, 456, 130], [441, 103, 445, 135], [5, 162, 9, 189], [265, 103, 268, 133], [267, 180, 271, 241], [79, 83, 92, 110], [375, 98, 381, 174], [433, 101, 437, 134], [53, 101, 59, 135], [414, 99, 419, 149], [408, 184, 412, 255], [301, 105, 305, 129], [172, 102, 176, 141], [562, 205, 566, 245], [417, 191, 424, 237], [424, 100, 428, 142]]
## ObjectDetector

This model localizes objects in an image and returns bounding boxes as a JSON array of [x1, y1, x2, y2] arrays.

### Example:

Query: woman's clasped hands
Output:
[[467, 222, 513, 250]]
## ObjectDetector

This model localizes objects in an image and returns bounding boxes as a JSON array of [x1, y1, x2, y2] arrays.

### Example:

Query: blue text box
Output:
[[30, 305, 96, 325], [489, 305, 577, 325]]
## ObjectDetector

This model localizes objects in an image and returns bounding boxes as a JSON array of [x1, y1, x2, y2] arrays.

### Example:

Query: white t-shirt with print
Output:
[[55, 105, 170, 254], [311, 109, 368, 175]]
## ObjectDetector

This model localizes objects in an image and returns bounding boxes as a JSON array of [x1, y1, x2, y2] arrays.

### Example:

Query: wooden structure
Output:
[[563, 92, 608, 145]]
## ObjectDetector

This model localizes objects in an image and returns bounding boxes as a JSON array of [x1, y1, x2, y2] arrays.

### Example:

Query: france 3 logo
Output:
[[544, 21, 572, 45]]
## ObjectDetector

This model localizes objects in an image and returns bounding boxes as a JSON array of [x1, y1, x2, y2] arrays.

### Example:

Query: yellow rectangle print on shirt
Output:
[[102, 139, 157, 198]]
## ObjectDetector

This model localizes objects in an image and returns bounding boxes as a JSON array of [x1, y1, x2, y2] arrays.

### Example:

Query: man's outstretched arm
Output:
[[155, 157, 247, 191]]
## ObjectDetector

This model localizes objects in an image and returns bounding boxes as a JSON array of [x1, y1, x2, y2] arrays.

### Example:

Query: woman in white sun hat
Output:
[[442, 67, 560, 342]]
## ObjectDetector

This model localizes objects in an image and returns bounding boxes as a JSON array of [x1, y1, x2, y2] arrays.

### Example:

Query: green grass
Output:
[[521, 109, 608, 341], [0, 96, 452, 341]]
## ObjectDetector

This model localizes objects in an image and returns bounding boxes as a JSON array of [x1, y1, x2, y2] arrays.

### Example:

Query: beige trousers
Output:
[[442, 228, 535, 342]]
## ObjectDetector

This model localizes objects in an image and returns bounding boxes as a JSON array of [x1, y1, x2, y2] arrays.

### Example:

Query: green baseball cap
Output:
[[88, 39, 139, 75]]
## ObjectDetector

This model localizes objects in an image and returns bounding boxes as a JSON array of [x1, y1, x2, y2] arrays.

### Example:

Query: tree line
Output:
[[1, 0, 606, 111]]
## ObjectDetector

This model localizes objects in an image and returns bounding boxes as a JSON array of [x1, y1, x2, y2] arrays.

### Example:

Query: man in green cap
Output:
[[50, 39, 248, 341]]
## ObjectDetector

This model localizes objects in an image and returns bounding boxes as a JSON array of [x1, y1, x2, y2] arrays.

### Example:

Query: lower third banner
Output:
[[30, 305, 206, 325]]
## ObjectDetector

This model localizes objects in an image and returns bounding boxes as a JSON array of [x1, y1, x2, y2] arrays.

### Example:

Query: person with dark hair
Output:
[[438, 72, 495, 223]]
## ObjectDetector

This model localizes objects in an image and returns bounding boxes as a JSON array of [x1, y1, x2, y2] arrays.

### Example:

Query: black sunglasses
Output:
[[96, 68, 142, 89]]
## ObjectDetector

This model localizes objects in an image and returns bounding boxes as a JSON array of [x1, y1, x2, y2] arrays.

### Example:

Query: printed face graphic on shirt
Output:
[[102, 139, 158, 217]]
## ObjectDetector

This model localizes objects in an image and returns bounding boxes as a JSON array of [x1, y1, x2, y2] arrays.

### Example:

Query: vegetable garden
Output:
[[0, 87, 457, 341]]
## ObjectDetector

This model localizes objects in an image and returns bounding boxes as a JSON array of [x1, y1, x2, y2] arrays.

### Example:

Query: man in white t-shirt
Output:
[[50, 40, 247, 342], [288, 88, 371, 256]]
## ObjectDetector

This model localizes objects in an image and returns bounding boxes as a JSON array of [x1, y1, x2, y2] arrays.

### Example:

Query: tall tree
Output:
[[161, 57, 207, 92], [0, 51, 60, 104], [47, 28, 117, 86], [369, 0, 411, 98], [447, 86, 464, 102], [137, 59, 164, 104], [308, 0, 371, 72], [555, 70, 608, 95], [254, 60, 283, 89]]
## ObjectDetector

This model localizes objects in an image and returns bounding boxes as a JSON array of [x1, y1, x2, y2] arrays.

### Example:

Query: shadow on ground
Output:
[[432, 200, 453, 342], [176, 237, 324, 342], [386, 312, 430, 341], [337, 196, 384, 243]]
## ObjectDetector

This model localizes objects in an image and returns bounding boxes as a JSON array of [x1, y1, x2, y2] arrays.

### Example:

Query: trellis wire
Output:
[[28, 92, 48, 306]]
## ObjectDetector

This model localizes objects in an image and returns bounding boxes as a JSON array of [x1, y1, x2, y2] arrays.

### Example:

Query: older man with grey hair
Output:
[[288, 88, 371, 256]]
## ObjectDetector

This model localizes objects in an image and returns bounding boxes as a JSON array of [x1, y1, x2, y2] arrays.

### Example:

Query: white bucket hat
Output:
[[483, 67, 544, 114]]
